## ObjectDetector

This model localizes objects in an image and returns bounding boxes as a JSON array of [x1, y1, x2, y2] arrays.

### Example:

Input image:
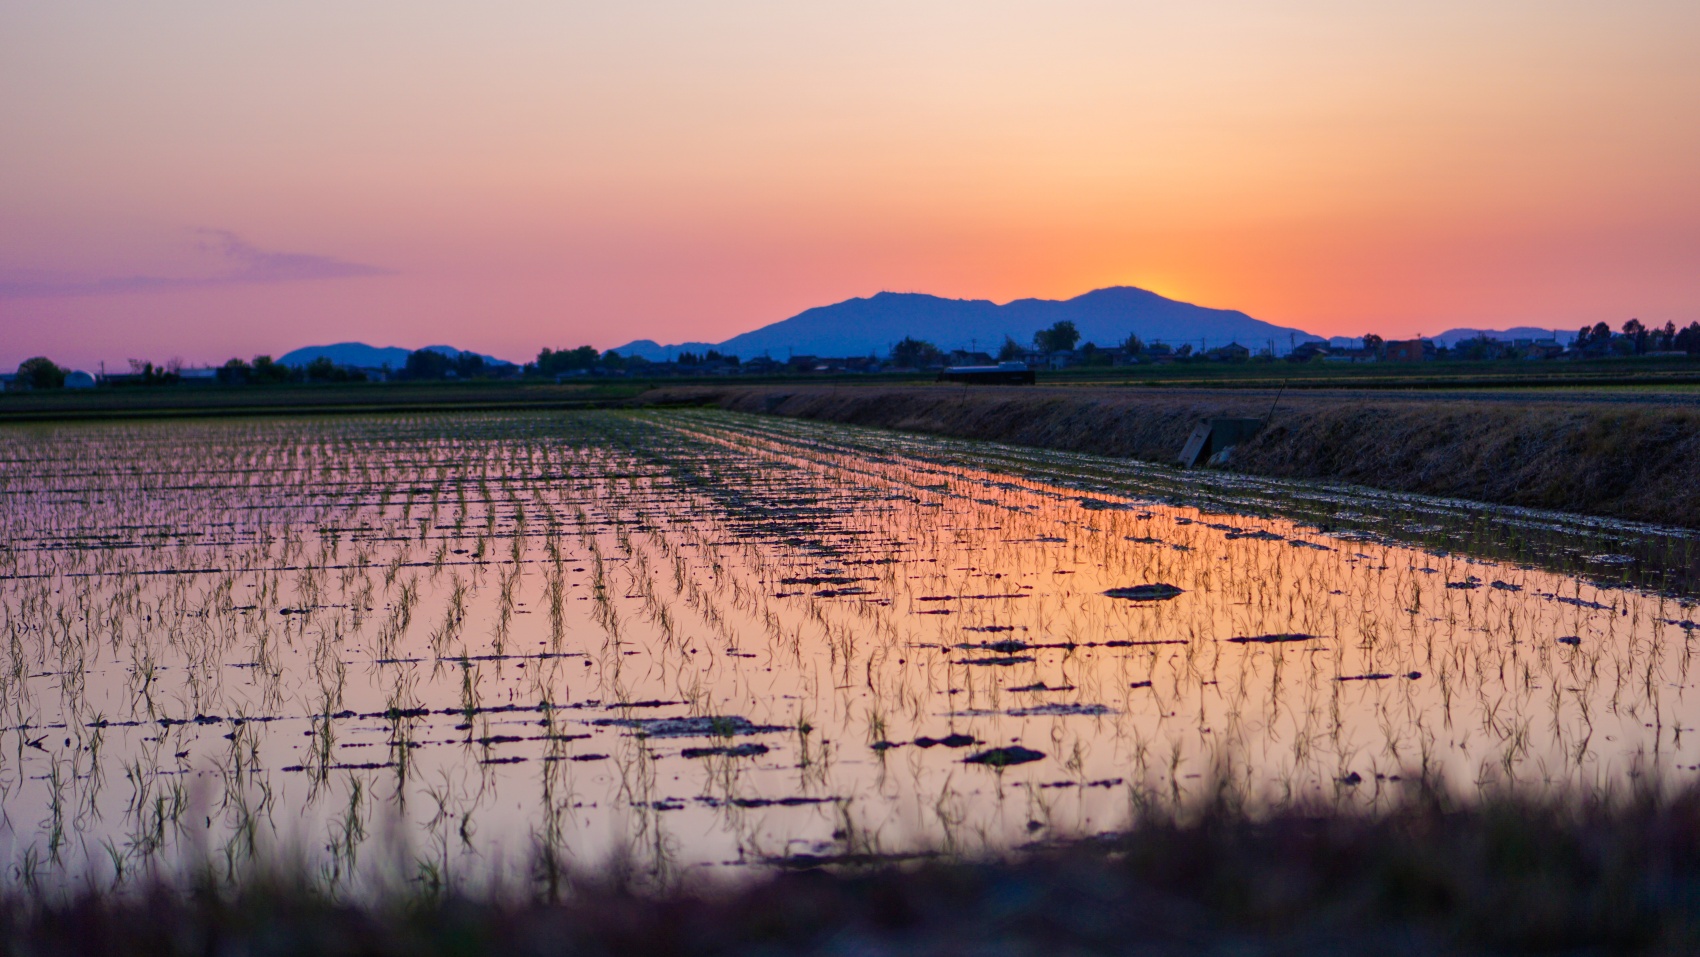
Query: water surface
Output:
[[1, 410, 1695, 888]]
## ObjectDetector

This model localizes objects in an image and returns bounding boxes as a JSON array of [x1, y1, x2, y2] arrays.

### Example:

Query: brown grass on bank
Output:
[[644, 385, 1700, 528]]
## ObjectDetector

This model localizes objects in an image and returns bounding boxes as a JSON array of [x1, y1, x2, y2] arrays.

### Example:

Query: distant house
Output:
[[947, 350, 995, 367], [1323, 347, 1378, 363], [1138, 342, 1176, 363], [1287, 341, 1331, 363], [1452, 337, 1510, 361], [938, 361, 1035, 385], [1206, 343, 1251, 362], [1383, 339, 1429, 362], [64, 370, 97, 389]]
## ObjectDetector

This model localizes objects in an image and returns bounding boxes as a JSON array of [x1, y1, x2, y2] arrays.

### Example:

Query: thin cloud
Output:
[[0, 230, 393, 299]]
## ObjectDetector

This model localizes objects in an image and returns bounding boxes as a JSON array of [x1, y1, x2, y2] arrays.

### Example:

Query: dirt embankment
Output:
[[643, 384, 1700, 528]]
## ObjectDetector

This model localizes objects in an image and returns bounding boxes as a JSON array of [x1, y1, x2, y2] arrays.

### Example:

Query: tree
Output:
[[1362, 334, 1385, 356], [451, 352, 486, 379], [535, 346, 602, 376], [250, 355, 295, 383], [126, 358, 179, 386], [217, 358, 252, 385], [1120, 334, 1144, 356], [1676, 322, 1700, 355], [1079, 342, 1112, 367], [997, 336, 1025, 361], [889, 337, 943, 368], [303, 357, 362, 382], [16, 357, 65, 390], [1033, 321, 1080, 354], [402, 349, 453, 380], [1623, 318, 1648, 355]]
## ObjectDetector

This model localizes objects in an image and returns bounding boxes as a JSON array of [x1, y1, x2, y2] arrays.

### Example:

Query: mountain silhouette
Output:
[[1426, 326, 1577, 347], [615, 286, 1321, 360]]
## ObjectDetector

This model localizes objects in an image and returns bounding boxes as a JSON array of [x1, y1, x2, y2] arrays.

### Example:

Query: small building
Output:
[[1383, 339, 1429, 362], [937, 362, 1036, 385], [64, 370, 97, 388], [1286, 341, 1331, 363], [947, 350, 995, 367], [1206, 342, 1251, 362]]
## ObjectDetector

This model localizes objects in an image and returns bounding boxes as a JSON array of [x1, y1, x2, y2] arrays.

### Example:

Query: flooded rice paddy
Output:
[[1, 409, 1697, 890]]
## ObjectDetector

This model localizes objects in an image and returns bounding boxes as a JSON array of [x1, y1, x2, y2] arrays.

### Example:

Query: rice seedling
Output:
[[0, 408, 1693, 898]]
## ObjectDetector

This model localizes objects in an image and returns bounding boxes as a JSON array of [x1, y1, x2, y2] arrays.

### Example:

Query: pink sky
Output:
[[4, 2, 1699, 369]]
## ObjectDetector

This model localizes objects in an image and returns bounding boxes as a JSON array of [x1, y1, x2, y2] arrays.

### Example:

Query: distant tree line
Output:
[[12, 315, 1700, 391], [1576, 320, 1700, 356], [528, 345, 742, 377], [216, 355, 367, 385], [399, 349, 495, 381]]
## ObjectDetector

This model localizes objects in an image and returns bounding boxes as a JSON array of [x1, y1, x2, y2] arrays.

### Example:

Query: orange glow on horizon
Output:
[[3, 2, 1699, 367]]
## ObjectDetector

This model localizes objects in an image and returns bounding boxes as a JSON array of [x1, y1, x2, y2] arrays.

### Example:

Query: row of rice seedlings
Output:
[[1, 410, 1694, 894]]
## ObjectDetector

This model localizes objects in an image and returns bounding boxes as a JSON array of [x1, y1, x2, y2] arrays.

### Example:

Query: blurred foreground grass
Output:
[[8, 782, 1700, 955]]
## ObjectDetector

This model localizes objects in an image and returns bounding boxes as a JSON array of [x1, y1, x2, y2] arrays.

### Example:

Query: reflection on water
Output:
[[0, 410, 1695, 889]]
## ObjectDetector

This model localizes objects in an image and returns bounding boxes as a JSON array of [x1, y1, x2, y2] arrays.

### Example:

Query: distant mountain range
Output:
[[1426, 326, 1578, 347], [277, 342, 515, 368], [277, 296, 1586, 371], [615, 287, 1325, 360], [1324, 328, 1576, 350]]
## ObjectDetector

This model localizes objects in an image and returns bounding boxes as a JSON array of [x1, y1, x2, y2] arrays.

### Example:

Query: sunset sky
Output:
[[4, 1, 1699, 369]]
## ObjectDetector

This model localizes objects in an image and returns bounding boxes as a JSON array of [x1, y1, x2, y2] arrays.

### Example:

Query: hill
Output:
[[1428, 327, 1578, 347], [278, 343, 516, 369], [615, 286, 1322, 360]]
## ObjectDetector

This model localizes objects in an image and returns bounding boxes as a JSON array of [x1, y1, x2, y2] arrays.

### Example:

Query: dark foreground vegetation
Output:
[[9, 786, 1700, 955]]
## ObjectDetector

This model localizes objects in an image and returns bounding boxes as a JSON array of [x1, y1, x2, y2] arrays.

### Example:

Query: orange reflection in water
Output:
[[0, 410, 1694, 887]]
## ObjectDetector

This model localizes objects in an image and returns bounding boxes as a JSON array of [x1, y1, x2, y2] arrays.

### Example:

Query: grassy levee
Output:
[[0, 375, 941, 423], [9, 786, 1700, 955], [1020, 354, 1700, 391], [0, 381, 654, 422], [644, 383, 1700, 528]]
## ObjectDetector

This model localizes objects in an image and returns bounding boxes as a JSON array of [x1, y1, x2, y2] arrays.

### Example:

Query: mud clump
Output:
[[681, 743, 770, 759], [1103, 584, 1184, 601], [964, 746, 1045, 767], [591, 715, 788, 738], [1227, 633, 1319, 644], [914, 734, 978, 749]]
